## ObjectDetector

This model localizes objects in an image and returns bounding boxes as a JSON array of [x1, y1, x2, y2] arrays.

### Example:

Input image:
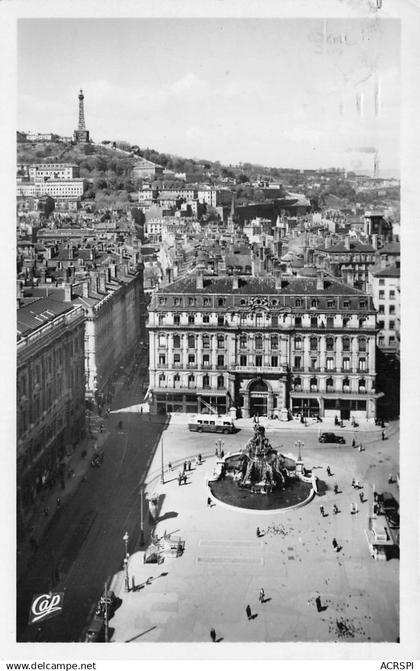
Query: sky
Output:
[[18, 18, 400, 173]]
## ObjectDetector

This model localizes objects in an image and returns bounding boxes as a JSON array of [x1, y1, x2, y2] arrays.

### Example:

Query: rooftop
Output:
[[17, 297, 76, 338]]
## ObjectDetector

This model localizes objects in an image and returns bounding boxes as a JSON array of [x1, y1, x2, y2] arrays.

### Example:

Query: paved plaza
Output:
[[109, 416, 399, 643]]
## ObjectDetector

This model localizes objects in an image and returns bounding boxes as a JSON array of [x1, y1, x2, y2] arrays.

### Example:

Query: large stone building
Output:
[[368, 265, 400, 357], [147, 270, 379, 421], [17, 298, 85, 529]]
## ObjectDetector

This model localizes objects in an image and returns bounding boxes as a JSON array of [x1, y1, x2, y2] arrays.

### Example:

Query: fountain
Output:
[[209, 422, 317, 511]]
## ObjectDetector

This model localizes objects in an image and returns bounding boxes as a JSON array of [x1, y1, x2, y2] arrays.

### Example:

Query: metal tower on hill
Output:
[[73, 89, 90, 144]]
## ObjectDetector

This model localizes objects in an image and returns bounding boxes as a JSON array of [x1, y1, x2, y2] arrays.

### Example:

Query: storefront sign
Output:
[[28, 592, 64, 625]]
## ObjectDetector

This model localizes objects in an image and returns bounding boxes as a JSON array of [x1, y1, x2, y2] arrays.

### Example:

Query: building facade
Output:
[[17, 299, 85, 529], [147, 272, 379, 421], [369, 266, 400, 356]]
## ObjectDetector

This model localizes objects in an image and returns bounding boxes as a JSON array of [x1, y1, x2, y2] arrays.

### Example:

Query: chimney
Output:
[[64, 283, 72, 302], [316, 269, 325, 291], [196, 270, 204, 290], [344, 235, 350, 250]]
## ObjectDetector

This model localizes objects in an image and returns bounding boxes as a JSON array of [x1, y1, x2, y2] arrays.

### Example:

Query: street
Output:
[[17, 374, 167, 642]]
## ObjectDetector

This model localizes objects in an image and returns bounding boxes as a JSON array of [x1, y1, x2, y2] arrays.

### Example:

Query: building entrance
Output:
[[248, 379, 269, 417]]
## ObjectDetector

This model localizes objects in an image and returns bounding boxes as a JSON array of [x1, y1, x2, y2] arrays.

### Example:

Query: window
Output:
[[218, 316, 224, 326], [158, 373, 165, 386], [343, 357, 350, 371], [326, 337, 334, 351], [389, 305, 395, 314], [326, 357, 334, 370], [202, 334, 210, 348], [255, 355, 262, 367], [310, 377, 318, 391], [378, 305, 385, 314], [255, 335, 263, 349], [389, 320, 395, 330], [188, 335, 195, 348], [188, 354, 195, 364], [188, 374, 195, 386], [310, 337, 318, 351], [359, 378, 366, 391], [203, 374, 210, 388], [358, 338, 366, 352], [272, 316, 278, 327], [378, 320, 385, 329], [327, 300, 336, 308], [379, 279, 385, 286], [159, 354, 166, 365], [174, 315, 180, 325], [271, 335, 278, 349], [174, 373, 180, 384], [310, 358, 318, 370], [271, 356, 278, 367], [174, 353, 181, 364], [203, 297, 210, 306], [326, 316, 334, 328], [359, 300, 366, 308], [343, 377, 350, 391], [389, 335, 396, 344], [240, 355, 247, 366], [295, 299, 302, 307], [389, 290, 395, 298], [294, 356, 302, 369], [326, 376, 334, 389], [240, 334, 247, 349], [359, 358, 366, 371], [203, 315, 210, 323], [202, 354, 210, 367], [379, 291, 385, 299], [343, 300, 350, 308], [188, 297, 195, 306], [218, 297, 225, 307], [217, 335, 225, 349], [159, 297, 166, 305], [256, 313, 263, 326], [188, 315, 195, 324], [311, 299, 318, 308], [173, 334, 180, 348], [294, 336, 302, 350], [310, 316, 318, 328], [217, 375, 224, 389], [378, 335, 385, 345], [158, 315, 165, 325], [294, 376, 301, 389], [217, 355, 224, 367], [159, 334, 166, 347], [295, 316, 302, 327]]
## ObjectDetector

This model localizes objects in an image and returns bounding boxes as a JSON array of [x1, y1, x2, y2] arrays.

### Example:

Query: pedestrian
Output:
[[319, 504, 325, 516], [178, 473, 182, 486], [332, 538, 338, 551], [351, 502, 358, 514], [168, 462, 172, 471], [183, 461, 187, 472], [140, 406, 143, 415], [326, 466, 331, 476], [210, 628, 216, 643], [246, 604, 252, 620], [207, 496, 212, 507], [315, 595, 322, 612], [382, 430, 386, 441], [259, 588, 265, 603], [188, 460, 191, 471], [198, 453, 202, 463], [221, 450, 224, 458], [56, 497, 61, 508], [358, 443, 363, 452], [333, 504, 339, 514], [352, 438, 356, 448], [359, 491, 364, 503], [351, 478, 356, 488], [333, 484, 339, 495], [256, 526, 261, 537], [388, 474, 393, 484]]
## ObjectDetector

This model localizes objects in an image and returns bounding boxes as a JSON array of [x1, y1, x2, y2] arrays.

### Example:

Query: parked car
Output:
[[318, 432, 345, 444]]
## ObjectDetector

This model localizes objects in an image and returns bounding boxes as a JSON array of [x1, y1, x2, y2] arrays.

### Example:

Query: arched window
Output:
[[311, 299, 318, 308], [188, 374, 195, 387], [158, 373, 165, 387], [173, 334, 180, 348], [239, 334, 247, 349], [342, 337, 350, 351], [294, 376, 302, 390], [359, 378, 366, 391], [174, 373, 180, 382], [326, 376, 334, 390], [343, 377, 350, 391], [310, 337, 318, 351], [188, 335, 195, 348], [202, 334, 210, 348], [326, 336, 334, 351], [255, 334, 263, 349], [217, 375, 224, 389], [359, 337, 367, 352], [218, 297, 225, 307], [295, 299, 302, 307], [310, 377, 318, 391]]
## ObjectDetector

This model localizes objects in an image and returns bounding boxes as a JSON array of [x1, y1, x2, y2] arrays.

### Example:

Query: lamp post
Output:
[[295, 440, 304, 474], [123, 556, 130, 592], [123, 530, 129, 558]]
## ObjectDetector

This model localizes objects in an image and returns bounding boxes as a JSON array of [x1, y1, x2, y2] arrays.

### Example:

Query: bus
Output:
[[188, 414, 236, 434]]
